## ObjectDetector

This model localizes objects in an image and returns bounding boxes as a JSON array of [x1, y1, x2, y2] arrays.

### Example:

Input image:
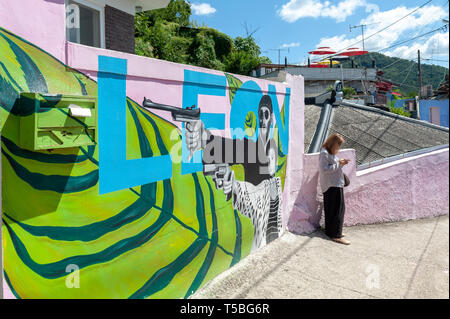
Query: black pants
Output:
[[323, 187, 345, 238]]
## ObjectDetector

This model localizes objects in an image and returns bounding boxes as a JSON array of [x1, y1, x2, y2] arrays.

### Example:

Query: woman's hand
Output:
[[339, 159, 350, 166]]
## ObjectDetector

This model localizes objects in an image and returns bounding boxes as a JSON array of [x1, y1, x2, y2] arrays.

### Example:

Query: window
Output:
[[66, 0, 105, 48]]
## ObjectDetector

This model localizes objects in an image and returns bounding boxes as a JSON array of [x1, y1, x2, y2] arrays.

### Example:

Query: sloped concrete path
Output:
[[191, 215, 449, 299]]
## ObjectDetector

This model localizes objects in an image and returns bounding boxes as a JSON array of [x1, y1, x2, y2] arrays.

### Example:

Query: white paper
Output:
[[68, 104, 92, 118]]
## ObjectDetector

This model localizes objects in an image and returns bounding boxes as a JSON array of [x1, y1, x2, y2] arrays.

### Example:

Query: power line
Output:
[[399, 63, 416, 86], [422, 58, 449, 63], [311, 0, 435, 62], [370, 24, 448, 53], [382, 56, 413, 69]]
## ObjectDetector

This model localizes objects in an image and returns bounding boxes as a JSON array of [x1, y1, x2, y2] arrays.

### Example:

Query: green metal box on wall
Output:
[[18, 93, 97, 151]]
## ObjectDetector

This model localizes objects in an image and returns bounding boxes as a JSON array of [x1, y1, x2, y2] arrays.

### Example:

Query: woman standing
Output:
[[319, 133, 351, 245]]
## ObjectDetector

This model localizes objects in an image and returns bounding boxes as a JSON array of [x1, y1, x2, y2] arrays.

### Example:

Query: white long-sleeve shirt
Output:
[[318, 147, 345, 193]]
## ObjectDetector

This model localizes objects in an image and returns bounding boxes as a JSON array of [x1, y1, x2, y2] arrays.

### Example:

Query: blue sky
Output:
[[189, 0, 449, 68]]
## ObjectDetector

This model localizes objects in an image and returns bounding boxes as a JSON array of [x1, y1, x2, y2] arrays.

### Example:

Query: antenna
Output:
[[349, 22, 379, 64], [262, 48, 290, 65]]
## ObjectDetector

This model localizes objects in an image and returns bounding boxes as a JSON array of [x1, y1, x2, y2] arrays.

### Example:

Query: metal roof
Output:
[[304, 102, 449, 166]]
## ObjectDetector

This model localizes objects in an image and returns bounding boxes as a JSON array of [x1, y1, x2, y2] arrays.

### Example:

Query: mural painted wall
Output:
[[0, 26, 293, 298]]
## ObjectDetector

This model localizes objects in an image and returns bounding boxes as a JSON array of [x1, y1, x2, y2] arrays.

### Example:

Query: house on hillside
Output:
[[433, 74, 449, 100], [251, 63, 301, 78], [259, 67, 378, 98], [392, 75, 449, 127]]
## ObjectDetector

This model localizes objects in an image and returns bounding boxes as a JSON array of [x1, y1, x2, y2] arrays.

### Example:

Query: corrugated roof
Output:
[[304, 103, 449, 166]]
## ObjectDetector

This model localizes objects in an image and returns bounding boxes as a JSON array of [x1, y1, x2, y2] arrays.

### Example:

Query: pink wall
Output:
[[0, 0, 66, 61], [288, 148, 450, 234]]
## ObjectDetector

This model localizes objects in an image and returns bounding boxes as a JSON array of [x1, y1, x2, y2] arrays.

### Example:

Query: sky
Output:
[[188, 0, 449, 68]]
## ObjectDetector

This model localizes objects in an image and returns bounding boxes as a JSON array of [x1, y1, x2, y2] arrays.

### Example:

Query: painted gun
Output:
[[143, 98, 200, 122], [143, 97, 201, 160], [203, 164, 233, 201]]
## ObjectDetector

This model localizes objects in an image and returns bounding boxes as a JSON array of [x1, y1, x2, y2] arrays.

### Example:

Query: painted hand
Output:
[[213, 164, 235, 197], [185, 120, 206, 157]]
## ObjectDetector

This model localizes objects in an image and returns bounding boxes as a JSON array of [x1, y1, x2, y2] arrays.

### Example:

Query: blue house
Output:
[[393, 98, 449, 128]]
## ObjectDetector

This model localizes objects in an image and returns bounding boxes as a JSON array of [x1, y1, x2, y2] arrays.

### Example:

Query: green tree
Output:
[[343, 87, 356, 99], [389, 106, 411, 117], [134, 0, 271, 75], [234, 36, 261, 57], [135, 0, 191, 34], [224, 50, 261, 75]]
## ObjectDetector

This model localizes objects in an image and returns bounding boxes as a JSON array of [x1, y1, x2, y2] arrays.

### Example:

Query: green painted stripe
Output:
[[2, 137, 94, 164], [3, 270, 21, 299], [3, 183, 156, 242], [184, 176, 219, 298], [0, 27, 67, 69], [127, 96, 177, 131], [2, 199, 171, 279], [0, 60, 23, 91], [0, 67, 20, 114], [230, 209, 242, 267], [2, 171, 172, 280], [136, 105, 169, 155], [0, 32, 47, 94], [130, 187, 234, 258], [127, 100, 153, 157], [79, 145, 99, 166], [2, 148, 98, 193], [277, 160, 285, 172], [277, 134, 286, 157], [129, 174, 207, 299], [73, 73, 88, 96]]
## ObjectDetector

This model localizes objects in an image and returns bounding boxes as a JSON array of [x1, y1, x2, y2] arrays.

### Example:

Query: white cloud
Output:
[[386, 31, 449, 60], [314, 4, 449, 61], [190, 3, 216, 16], [278, 0, 373, 23], [281, 42, 301, 48]]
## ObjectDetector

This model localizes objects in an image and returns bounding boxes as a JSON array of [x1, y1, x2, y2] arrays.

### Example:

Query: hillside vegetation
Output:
[[341, 52, 449, 95], [135, 0, 271, 76]]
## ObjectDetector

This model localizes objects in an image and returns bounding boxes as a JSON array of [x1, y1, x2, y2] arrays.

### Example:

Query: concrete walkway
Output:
[[191, 215, 449, 299]]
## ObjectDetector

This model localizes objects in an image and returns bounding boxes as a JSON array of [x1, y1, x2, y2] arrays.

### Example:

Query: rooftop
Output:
[[261, 67, 378, 82], [304, 102, 449, 166]]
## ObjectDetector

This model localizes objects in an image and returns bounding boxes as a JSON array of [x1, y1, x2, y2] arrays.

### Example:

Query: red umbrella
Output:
[[309, 63, 328, 68], [308, 47, 336, 55], [338, 47, 368, 56]]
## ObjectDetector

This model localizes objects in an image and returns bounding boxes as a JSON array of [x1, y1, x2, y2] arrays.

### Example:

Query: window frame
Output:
[[65, 0, 105, 49]]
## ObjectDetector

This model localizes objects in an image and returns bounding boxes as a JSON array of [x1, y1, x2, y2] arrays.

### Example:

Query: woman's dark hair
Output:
[[322, 133, 344, 154]]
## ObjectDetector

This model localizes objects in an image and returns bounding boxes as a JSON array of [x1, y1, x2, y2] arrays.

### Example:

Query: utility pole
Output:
[[417, 49, 422, 119], [349, 22, 378, 67], [350, 24, 367, 66], [263, 48, 290, 65], [418, 49, 423, 99]]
